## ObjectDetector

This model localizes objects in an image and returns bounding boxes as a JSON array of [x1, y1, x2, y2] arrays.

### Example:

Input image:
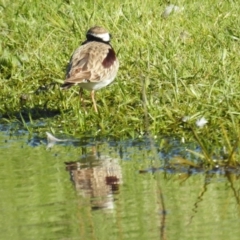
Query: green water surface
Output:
[[0, 132, 239, 240]]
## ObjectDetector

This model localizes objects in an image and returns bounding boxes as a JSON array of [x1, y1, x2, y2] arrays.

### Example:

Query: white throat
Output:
[[92, 33, 110, 42]]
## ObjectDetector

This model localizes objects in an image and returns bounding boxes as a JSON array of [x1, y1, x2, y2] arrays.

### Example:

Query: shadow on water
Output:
[[1, 127, 240, 239]]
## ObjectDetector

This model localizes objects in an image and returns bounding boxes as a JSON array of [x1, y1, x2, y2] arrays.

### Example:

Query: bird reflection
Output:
[[65, 147, 122, 210]]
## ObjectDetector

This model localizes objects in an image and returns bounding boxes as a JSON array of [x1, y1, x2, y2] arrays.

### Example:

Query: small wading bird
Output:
[[61, 26, 119, 113]]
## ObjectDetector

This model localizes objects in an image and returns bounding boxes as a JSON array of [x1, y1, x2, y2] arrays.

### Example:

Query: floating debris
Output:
[[46, 132, 71, 149], [161, 4, 184, 18], [179, 30, 191, 42], [20, 94, 29, 102], [196, 117, 208, 128], [182, 116, 190, 122]]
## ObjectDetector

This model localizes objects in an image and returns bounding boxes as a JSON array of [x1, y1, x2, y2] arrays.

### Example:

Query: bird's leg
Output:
[[79, 87, 85, 110], [91, 90, 98, 113]]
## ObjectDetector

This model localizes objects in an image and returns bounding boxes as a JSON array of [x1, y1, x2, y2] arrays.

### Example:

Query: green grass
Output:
[[1, 0, 240, 164]]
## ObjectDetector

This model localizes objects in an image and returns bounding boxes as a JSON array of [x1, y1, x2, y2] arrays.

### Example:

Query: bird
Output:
[[61, 26, 119, 113]]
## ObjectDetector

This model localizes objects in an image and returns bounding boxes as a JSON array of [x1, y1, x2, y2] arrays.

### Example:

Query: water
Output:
[[0, 129, 240, 240]]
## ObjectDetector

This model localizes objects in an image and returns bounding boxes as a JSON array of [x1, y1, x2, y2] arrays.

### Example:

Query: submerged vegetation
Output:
[[0, 0, 240, 165]]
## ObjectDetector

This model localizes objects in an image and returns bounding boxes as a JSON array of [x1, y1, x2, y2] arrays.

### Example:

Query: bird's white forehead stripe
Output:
[[91, 32, 110, 41]]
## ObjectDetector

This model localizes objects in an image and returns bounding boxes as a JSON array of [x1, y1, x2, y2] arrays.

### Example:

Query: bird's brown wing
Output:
[[63, 42, 112, 85]]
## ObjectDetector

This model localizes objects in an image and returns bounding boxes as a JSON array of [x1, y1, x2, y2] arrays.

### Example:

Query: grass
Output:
[[1, 0, 240, 165]]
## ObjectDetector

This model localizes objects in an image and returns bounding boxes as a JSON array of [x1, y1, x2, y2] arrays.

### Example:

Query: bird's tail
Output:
[[60, 82, 75, 90]]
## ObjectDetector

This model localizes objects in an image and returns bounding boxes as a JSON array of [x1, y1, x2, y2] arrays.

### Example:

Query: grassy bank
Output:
[[1, 0, 240, 160]]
